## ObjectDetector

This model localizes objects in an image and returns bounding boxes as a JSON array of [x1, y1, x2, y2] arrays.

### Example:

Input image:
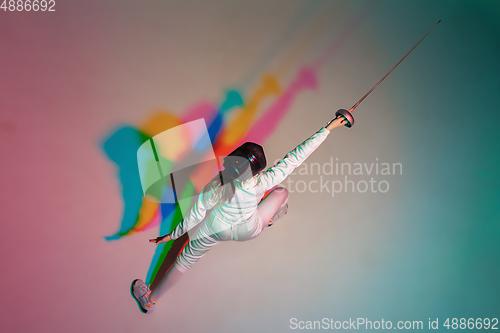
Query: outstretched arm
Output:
[[258, 116, 345, 190]]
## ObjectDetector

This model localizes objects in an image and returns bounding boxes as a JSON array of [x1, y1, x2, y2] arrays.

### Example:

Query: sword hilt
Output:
[[335, 109, 355, 128]]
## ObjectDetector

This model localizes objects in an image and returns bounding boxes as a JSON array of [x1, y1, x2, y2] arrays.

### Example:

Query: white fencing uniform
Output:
[[149, 127, 330, 300]]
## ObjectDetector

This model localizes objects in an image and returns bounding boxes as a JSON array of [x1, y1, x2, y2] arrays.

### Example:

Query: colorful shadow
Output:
[[100, 0, 378, 288]]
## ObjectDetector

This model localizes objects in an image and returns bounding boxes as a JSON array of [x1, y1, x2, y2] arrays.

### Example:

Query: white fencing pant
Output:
[[149, 187, 289, 301]]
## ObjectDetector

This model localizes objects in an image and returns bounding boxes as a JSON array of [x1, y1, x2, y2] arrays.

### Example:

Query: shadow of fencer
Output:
[[101, 126, 151, 240]]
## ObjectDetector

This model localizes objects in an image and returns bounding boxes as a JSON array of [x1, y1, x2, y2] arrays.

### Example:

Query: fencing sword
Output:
[[336, 20, 441, 128]]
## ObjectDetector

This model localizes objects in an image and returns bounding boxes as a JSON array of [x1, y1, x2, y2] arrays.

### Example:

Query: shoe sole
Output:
[[267, 204, 288, 227], [130, 279, 149, 314]]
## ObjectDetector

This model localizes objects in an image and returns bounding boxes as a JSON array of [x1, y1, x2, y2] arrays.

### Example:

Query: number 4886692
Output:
[[1, 0, 56, 11]]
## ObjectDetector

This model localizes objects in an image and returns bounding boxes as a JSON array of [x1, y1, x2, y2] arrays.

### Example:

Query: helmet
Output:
[[223, 142, 266, 181]]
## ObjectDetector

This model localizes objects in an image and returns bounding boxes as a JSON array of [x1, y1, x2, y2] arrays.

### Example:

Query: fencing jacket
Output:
[[169, 126, 331, 241]]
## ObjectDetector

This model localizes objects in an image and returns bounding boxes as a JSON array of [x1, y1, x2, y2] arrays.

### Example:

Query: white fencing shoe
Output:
[[267, 203, 288, 227], [131, 279, 156, 313]]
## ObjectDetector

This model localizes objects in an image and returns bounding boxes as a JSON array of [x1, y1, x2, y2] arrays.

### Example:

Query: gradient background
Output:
[[1, 0, 499, 332]]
